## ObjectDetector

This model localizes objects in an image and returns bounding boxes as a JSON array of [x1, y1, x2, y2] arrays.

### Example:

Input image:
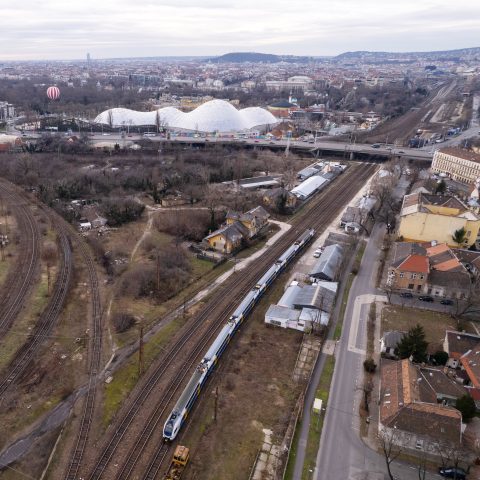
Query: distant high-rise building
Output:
[[87, 53, 91, 67]]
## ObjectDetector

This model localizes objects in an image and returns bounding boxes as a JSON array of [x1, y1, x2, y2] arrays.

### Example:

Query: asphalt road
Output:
[[314, 223, 444, 480], [15, 129, 434, 160]]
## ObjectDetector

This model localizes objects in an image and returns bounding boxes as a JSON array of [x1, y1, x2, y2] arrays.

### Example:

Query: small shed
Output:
[[310, 244, 344, 281], [313, 398, 323, 414], [297, 165, 321, 181], [265, 304, 300, 329]]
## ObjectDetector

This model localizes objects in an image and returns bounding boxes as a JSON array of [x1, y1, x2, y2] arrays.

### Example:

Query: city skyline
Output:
[[1, 0, 480, 60]]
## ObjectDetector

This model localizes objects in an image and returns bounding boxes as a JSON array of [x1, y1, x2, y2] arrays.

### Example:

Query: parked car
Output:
[[419, 295, 434, 302], [371, 143, 381, 148], [400, 292, 413, 298], [440, 299, 454, 305], [438, 466, 466, 479], [313, 248, 323, 258]]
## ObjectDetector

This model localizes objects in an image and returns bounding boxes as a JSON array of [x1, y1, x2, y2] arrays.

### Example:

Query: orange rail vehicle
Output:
[[165, 446, 189, 480]]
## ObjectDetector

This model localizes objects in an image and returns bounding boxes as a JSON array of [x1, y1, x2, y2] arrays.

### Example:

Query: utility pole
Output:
[[213, 386, 219, 422], [138, 323, 144, 377], [156, 250, 161, 294]]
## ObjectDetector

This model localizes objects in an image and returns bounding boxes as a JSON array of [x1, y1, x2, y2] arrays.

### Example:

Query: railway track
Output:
[[0, 221, 72, 397], [85, 163, 376, 480], [62, 225, 103, 480], [0, 181, 104, 477], [0, 180, 40, 338]]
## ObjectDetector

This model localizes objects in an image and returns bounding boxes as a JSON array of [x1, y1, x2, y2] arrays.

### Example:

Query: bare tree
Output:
[[357, 378, 374, 413], [384, 283, 395, 304], [434, 440, 468, 472], [454, 274, 480, 318], [416, 444, 428, 480], [203, 183, 219, 231], [379, 428, 404, 480]]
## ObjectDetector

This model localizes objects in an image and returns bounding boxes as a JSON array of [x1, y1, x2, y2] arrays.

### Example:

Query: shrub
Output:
[[112, 313, 136, 333], [363, 358, 377, 373], [456, 394, 476, 422], [101, 198, 145, 226], [432, 350, 449, 366]]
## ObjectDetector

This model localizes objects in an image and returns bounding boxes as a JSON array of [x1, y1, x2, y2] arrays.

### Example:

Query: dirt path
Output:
[[130, 213, 153, 262]]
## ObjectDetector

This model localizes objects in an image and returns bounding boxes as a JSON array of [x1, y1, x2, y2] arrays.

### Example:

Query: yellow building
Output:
[[204, 206, 270, 254], [398, 193, 480, 247], [432, 147, 480, 184], [204, 223, 248, 254], [225, 206, 270, 238]]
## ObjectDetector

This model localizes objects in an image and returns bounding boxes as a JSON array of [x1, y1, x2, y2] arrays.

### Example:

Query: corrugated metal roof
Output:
[[277, 281, 337, 312], [298, 166, 320, 179], [310, 244, 343, 280], [291, 175, 328, 199], [265, 304, 300, 322], [299, 308, 329, 325], [278, 284, 302, 308]]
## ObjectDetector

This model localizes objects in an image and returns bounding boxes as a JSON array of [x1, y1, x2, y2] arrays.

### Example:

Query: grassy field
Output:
[[0, 254, 13, 288], [0, 215, 17, 289], [334, 241, 366, 341], [381, 305, 475, 352], [0, 271, 50, 372], [111, 257, 232, 348], [103, 315, 188, 427], [334, 272, 354, 340]]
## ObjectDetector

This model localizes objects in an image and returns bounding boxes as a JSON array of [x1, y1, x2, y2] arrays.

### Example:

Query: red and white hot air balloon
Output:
[[46, 86, 60, 100]]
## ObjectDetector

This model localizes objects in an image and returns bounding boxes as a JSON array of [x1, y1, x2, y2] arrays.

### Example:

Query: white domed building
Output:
[[94, 99, 278, 133]]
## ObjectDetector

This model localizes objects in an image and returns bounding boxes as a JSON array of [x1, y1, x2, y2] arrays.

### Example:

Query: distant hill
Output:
[[334, 47, 480, 63], [210, 52, 313, 63]]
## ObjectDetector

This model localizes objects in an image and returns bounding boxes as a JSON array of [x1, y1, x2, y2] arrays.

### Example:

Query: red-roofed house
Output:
[[387, 242, 472, 297], [379, 359, 463, 450], [388, 251, 429, 292]]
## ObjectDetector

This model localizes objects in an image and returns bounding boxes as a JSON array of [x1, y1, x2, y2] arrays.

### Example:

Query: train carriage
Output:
[[163, 229, 316, 441], [254, 264, 279, 293]]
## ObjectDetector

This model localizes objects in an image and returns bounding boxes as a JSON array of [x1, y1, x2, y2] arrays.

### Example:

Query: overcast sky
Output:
[[1, 0, 479, 60]]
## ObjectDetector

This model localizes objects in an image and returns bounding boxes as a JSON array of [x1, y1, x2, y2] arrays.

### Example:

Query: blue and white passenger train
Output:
[[163, 228, 315, 441]]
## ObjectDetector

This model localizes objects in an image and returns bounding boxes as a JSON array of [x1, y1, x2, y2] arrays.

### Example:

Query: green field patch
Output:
[[103, 317, 184, 427], [0, 271, 50, 372]]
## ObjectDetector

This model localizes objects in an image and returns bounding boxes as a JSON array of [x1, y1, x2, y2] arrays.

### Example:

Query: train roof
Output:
[[172, 367, 204, 414], [231, 289, 258, 318], [203, 324, 232, 361], [255, 265, 278, 287], [295, 229, 315, 244], [277, 245, 297, 263]]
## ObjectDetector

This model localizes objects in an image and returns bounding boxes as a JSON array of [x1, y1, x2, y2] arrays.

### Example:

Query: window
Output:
[[420, 275, 424, 280], [411, 273, 417, 279], [399, 273, 404, 278]]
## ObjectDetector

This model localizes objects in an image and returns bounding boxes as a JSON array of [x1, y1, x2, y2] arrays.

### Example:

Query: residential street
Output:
[[314, 222, 443, 480]]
